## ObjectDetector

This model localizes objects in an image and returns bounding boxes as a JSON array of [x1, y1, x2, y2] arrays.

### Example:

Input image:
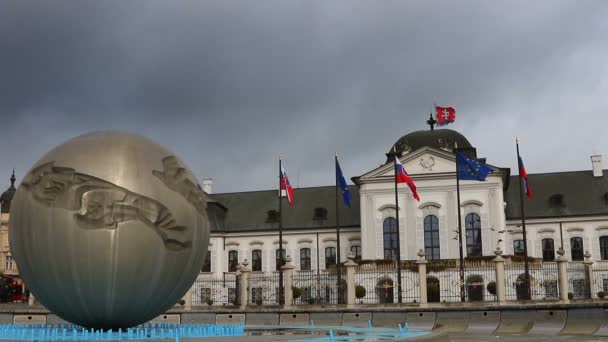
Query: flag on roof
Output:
[[280, 163, 295, 206], [336, 156, 352, 207], [436, 106, 456, 126], [456, 152, 493, 181], [395, 155, 420, 201], [518, 156, 533, 199]]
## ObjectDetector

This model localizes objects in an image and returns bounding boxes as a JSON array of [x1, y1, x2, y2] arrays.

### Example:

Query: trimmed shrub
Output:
[[292, 286, 302, 299], [355, 285, 366, 299], [487, 281, 497, 295]]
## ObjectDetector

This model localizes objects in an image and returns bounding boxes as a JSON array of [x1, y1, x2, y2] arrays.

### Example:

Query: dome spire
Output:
[[9, 169, 15, 188], [426, 112, 437, 131]]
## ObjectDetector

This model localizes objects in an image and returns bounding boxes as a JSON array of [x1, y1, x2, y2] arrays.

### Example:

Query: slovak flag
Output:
[[280, 165, 295, 205], [518, 156, 533, 199], [395, 156, 420, 201], [436, 106, 456, 126]]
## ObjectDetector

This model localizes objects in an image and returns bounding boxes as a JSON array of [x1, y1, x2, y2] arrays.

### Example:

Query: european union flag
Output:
[[456, 152, 493, 181], [336, 157, 352, 207]]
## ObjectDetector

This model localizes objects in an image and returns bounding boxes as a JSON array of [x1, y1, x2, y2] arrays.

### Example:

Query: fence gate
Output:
[[249, 271, 282, 305], [192, 273, 238, 306]]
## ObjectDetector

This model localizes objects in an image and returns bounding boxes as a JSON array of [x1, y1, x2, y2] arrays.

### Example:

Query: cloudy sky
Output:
[[0, 1, 607, 193]]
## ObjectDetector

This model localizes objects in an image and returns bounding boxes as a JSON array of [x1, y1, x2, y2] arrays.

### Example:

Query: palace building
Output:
[[201, 127, 608, 277]]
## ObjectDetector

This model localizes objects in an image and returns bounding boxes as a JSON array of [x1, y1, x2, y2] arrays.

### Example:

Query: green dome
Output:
[[387, 129, 472, 162]]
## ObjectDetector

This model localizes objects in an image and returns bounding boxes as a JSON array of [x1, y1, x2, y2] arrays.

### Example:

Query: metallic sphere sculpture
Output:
[[9, 131, 209, 329]]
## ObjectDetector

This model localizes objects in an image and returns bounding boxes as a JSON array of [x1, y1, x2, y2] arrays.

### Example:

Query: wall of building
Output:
[[203, 228, 361, 275]]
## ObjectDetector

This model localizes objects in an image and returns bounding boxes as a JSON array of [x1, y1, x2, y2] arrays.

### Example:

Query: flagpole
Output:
[[393, 146, 403, 304], [278, 155, 285, 305], [455, 147, 466, 302], [335, 153, 343, 303], [516, 139, 531, 300]]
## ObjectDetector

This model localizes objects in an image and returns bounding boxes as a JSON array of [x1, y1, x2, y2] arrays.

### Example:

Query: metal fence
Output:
[[292, 268, 346, 305], [355, 261, 399, 304], [426, 260, 496, 303], [192, 273, 238, 306], [249, 271, 282, 305], [504, 261, 559, 301], [591, 261, 608, 297], [567, 262, 591, 299]]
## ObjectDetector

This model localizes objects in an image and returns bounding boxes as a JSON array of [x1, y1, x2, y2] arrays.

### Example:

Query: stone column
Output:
[[28, 292, 35, 307], [493, 248, 506, 303], [184, 285, 193, 310], [239, 260, 250, 309], [416, 249, 428, 304], [556, 248, 569, 302], [344, 254, 358, 307], [282, 256, 294, 307], [584, 251, 596, 299]]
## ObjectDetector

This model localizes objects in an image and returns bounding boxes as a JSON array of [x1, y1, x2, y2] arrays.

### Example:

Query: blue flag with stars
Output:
[[336, 157, 352, 207], [456, 152, 493, 181]]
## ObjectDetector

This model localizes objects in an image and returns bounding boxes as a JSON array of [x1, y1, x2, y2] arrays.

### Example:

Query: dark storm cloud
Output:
[[0, 1, 607, 193]]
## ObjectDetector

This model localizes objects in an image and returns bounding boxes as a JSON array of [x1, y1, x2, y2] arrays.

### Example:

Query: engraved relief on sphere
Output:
[[9, 131, 209, 329]]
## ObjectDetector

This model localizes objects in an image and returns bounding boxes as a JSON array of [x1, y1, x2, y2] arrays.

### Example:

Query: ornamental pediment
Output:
[[359, 147, 457, 180]]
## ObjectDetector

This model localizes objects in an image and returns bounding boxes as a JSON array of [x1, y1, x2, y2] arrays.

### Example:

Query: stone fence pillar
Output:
[[584, 251, 596, 299], [239, 260, 250, 309], [184, 286, 193, 310], [493, 248, 506, 303], [344, 255, 358, 307], [417, 249, 428, 304], [282, 256, 294, 307], [556, 249, 569, 302]]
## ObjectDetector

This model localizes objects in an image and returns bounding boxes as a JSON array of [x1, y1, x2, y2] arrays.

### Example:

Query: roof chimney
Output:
[[202, 178, 214, 194], [592, 155, 603, 177]]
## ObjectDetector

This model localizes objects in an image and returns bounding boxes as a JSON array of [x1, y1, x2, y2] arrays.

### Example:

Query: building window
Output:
[[513, 240, 525, 257], [570, 237, 584, 261], [275, 249, 285, 271], [201, 251, 211, 272], [228, 250, 238, 272], [325, 247, 336, 269], [252, 249, 262, 272], [542, 238, 555, 261], [5, 255, 13, 270], [383, 217, 399, 260], [300, 248, 311, 270], [601, 236, 608, 260], [424, 215, 440, 260], [350, 245, 361, 260], [465, 213, 482, 257]]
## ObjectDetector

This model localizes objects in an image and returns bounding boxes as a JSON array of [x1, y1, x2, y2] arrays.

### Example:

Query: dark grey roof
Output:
[[388, 129, 472, 162], [505, 170, 608, 219], [0, 171, 16, 214], [209, 185, 360, 233]]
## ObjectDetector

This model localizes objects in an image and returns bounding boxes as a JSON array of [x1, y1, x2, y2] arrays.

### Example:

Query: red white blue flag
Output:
[[436, 106, 456, 126], [395, 156, 420, 201], [518, 156, 533, 199], [280, 164, 295, 205]]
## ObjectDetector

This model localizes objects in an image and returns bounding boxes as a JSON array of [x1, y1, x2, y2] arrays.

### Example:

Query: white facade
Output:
[[201, 139, 608, 277]]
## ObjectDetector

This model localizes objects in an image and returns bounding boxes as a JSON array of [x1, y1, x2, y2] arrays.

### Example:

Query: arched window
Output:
[[513, 240, 525, 256], [601, 237, 608, 260], [228, 250, 238, 272], [325, 247, 336, 269], [465, 213, 482, 257], [275, 249, 286, 271], [424, 215, 440, 260], [201, 250, 211, 272], [300, 248, 311, 270], [252, 249, 262, 272], [542, 238, 555, 261], [570, 237, 584, 261], [383, 217, 399, 260]]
